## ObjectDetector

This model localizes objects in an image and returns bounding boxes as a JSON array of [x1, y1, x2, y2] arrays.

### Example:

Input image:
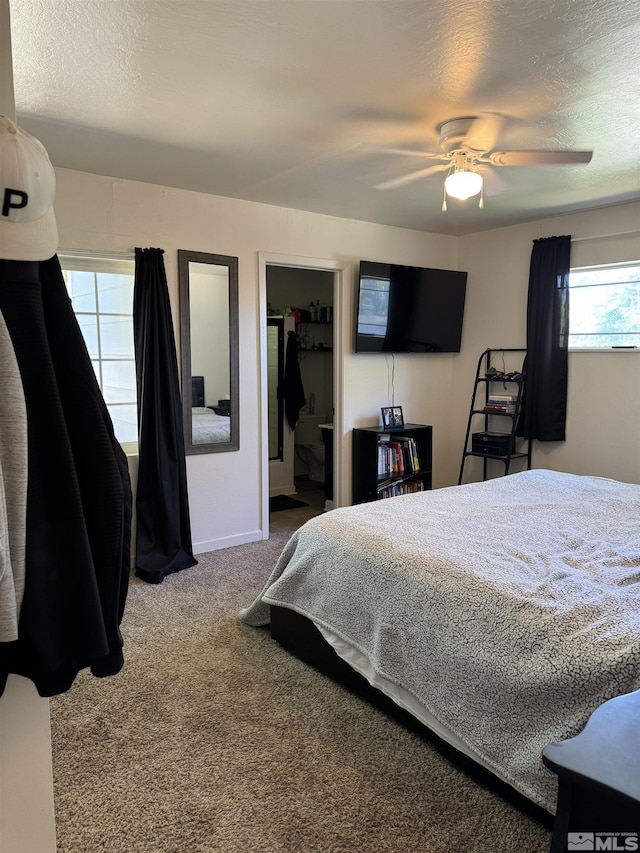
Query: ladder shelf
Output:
[[458, 348, 532, 485]]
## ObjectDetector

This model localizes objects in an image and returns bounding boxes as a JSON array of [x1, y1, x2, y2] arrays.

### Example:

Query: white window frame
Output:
[[58, 251, 138, 452], [568, 261, 640, 352]]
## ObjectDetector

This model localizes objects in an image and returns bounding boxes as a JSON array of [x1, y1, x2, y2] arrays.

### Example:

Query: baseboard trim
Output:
[[193, 529, 262, 554]]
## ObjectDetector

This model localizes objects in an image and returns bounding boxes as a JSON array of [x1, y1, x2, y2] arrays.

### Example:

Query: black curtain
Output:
[[133, 248, 197, 584], [517, 235, 571, 441]]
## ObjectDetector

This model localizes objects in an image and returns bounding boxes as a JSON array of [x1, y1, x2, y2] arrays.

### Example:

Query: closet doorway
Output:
[[259, 253, 348, 537]]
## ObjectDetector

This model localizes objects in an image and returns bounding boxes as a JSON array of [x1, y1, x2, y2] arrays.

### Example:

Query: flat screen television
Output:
[[355, 260, 467, 353]]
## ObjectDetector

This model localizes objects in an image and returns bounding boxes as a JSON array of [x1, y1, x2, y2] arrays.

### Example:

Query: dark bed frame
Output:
[[271, 606, 640, 846], [270, 604, 554, 830]]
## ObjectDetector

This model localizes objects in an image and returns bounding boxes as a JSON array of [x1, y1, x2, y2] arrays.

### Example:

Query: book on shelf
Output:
[[393, 435, 420, 472], [390, 441, 405, 474], [487, 396, 517, 405], [378, 478, 426, 499], [377, 434, 421, 477], [378, 440, 403, 476], [483, 405, 516, 413]]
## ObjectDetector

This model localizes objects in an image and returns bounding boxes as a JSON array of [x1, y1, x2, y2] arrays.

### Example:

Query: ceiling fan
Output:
[[361, 114, 593, 209]]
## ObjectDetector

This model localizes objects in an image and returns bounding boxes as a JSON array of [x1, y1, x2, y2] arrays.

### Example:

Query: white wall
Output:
[[54, 170, 640, 551], [53, 168, 459, 551], [456, 201, 640, 486]]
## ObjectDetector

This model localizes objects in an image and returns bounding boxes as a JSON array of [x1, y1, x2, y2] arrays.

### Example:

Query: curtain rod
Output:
[[572, 229, 640, 243], [58, 249, 135, 260]]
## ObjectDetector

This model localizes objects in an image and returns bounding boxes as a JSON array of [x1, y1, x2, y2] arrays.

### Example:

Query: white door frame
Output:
[[258, 252, 350, 538]]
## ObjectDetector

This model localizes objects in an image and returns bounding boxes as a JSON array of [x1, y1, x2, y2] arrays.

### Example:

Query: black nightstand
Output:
[[543, 690, 640, 852]]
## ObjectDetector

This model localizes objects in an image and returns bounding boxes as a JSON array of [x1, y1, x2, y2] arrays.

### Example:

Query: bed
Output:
[[191, 406, 231, 444], [240, 469, 640, 817]]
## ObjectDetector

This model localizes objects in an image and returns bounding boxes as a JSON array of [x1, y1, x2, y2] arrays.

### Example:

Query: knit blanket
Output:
[[240, 469, 640, 812]]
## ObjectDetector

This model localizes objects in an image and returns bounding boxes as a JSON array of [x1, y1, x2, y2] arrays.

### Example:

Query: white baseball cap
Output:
[[0, 115, 58, 261]]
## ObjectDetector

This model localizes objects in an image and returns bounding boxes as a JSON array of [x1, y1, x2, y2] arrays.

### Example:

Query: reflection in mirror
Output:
[[178, 250, 239, 454]]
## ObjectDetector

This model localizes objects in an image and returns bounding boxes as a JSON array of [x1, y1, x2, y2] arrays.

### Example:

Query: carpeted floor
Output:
[[50, 532, 552, 853]]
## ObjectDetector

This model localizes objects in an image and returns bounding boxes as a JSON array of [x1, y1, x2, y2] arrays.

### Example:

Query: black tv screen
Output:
[[355, 260, 467, 353]]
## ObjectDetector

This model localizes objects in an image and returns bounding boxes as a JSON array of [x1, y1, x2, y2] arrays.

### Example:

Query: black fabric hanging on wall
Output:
[[281, 330, 306, 430], [0, 257, 132, 697], [517, 235, 571, 441], [133, 248, 197, 584]]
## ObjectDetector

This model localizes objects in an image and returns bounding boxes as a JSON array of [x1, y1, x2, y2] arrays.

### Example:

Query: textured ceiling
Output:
[[7, 0, 640, 235]]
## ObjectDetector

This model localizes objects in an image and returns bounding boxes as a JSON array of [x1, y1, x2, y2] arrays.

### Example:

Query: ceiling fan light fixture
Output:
[[444, 169, 483, 200]]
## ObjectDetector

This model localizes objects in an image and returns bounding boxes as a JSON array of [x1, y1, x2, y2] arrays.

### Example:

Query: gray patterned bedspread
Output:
[[191, 407, 230, 444], [240, 469, 640, 812]]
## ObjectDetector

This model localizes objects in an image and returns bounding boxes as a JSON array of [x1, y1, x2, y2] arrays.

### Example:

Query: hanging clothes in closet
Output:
[[281, 330, 306, 430], [0, 116, 132, 697]]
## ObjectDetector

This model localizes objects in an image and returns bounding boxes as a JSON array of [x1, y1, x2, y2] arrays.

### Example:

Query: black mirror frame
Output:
[[178, 249, 239, 454]]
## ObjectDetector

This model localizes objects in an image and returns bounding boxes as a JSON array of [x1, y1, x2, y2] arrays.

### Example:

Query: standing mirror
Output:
[[178, 250, 239, 454]]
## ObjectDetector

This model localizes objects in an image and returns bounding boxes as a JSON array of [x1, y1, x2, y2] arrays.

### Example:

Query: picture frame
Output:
[[381, 405, 404, 430]]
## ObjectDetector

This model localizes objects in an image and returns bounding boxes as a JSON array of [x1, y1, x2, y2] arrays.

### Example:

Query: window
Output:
[[569, 262, 640, 349], [59, 254, 138, 445]]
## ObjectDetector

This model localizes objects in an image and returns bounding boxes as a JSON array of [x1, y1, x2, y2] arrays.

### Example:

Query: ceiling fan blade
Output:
[[354, 143, 443, 160], [464, 113, 505, 153], [479, 166, 509, 197], [489, 150, 593, 166], [373, 163, 448, 190]]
